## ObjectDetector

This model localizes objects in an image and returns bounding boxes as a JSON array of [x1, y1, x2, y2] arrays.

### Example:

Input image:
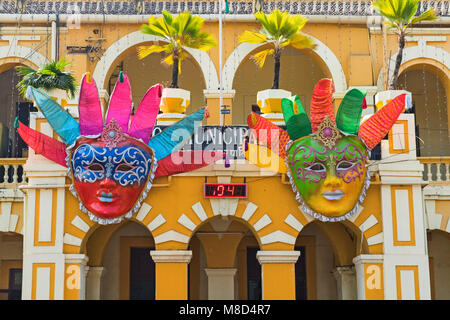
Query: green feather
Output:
[[336, 89, 366, 135], [119, 71, 124, 83], [282, 95, 312, 140]]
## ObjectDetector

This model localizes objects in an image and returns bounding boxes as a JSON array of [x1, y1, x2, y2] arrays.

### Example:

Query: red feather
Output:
[[310, 78, 336, 132], [17, 121, 67, 167], [247, 112, 290, 158]]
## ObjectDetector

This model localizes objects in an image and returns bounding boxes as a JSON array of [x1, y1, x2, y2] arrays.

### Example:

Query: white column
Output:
[[353, 254, 384, 300], [256, 251, 300, 300], [51, 20, 57, 61], [86, 267, 104, 300], [204, 268, 237, 300], [150, 250, 192, 300], [65, 254, 89, 300], [21, 162, 67, 299], [376, 114, 431, 300], [332, 266, 356, 300]]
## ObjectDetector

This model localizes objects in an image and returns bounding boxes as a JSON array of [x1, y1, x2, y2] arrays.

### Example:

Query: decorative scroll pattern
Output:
[[1, 1, 448, 17], [334, 143, 368, 183], [71, 144, 154, 187]]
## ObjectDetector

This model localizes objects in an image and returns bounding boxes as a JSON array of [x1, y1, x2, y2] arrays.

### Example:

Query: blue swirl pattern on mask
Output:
[[71, 144, 153, 186]]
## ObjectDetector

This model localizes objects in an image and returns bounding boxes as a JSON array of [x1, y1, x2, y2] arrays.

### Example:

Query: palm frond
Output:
[[137, 44, 167, 59], [410, 8, 438, 25], [372, 0, 436, 31], [252, 49, 275, 68], [16, 56, 77, 99], [139, 10, 216, 88], [239, 9, 313, 69]]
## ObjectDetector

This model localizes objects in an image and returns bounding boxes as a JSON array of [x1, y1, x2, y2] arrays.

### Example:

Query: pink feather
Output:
[[105, 72, 133, 132], [78, 73, 103, 136], [128, 84, 163, 143]]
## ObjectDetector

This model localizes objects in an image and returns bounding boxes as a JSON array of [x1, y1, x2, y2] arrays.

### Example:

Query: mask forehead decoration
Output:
[[17, 71, 226, 225], [244, 78, 409, 222]]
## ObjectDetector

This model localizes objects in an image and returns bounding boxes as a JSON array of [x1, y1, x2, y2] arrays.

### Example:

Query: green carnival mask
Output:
[[286, 116, 370, 221], [246, 78, 408, 222]]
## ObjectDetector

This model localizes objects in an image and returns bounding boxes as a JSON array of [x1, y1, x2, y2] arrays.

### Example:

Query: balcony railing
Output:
[[418, 157, 450, 183], [0, 158, 27, 188]]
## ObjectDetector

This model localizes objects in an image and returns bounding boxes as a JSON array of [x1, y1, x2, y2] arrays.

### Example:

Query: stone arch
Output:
[[189, 214, 263, 249], [286, 206, 381, 257], [92, 31, 219, 91], [0, 45, 48, 72], [186, 204, 263, 300], [79, 216, 155, 266], [393, 54, 450, 151], [178, 201, 264, 249], [298, 220, 366, 266], [376, 44, 450, 90], [222, 34, 347, 92]]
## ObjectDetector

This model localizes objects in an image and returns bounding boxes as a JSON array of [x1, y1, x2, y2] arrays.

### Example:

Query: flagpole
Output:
[[219, 0, 223, 126]]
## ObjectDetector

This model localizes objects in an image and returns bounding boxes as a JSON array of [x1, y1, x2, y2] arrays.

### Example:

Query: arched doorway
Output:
[[427, 230, 450, 299], [231, 47, 327, 124], [85, 220, 155, 300], [188, 216, 260, 300], [106, 43, 207, 116], [295, 220, 365, 300], [0, 232, 23, 300], [0, 66, 34, 158], [397, 63, 450, 157]]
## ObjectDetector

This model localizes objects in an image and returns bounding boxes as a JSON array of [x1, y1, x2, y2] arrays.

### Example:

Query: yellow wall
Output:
[[65, 174, 381, 259]]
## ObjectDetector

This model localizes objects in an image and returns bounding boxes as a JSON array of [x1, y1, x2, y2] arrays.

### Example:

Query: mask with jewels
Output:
[[245, 78, 409, 221], [16, 71, 225, 225], [286, 116, 369, 220], [69, 119, 156, 222]]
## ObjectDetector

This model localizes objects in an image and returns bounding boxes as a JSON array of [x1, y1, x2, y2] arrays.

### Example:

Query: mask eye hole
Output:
[[117, 164, 133, 172], [308, 163, 326, 172], [337, 161, 354, 170], [87, 164, 103, 171]]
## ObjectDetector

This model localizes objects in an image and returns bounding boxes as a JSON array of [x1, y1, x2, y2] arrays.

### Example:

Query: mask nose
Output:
[[99, 177, 116, 188], [323, 175, 343, 189]]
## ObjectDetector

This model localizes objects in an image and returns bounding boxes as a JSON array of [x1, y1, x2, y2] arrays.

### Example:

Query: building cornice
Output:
[[0, 1, 448, 20]]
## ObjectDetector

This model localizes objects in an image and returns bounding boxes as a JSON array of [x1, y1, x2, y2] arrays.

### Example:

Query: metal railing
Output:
[[418, 157, 450, 183]]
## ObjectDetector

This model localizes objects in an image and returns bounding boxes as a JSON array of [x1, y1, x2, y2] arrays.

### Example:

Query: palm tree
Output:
[[138, 11, 217, 88], [372, 0, 437, 89], [16, 56, 77, 99], [238, 9, 315, 90]]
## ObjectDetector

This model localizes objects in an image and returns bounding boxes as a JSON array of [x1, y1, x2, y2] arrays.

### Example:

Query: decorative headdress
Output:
[[17, 71, 225, 224], [245, 78, 409, 221]]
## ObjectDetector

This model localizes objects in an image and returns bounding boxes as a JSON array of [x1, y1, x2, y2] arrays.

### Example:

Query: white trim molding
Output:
[[150, 250, 193, 263], [0, 43, 48, 69], [377, 42, 450, 90], [92, 31, 219, 91], [222, 34, 347, 92], [256, 250, 300, 264]]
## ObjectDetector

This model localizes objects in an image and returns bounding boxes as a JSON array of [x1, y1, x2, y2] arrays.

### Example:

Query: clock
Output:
[[204, 183, 247, 198]]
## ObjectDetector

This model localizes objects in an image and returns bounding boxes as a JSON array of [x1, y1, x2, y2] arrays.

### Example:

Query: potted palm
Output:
[[372, 0, 437, 109], [238, 9, 315, 119], [16, 56, 77, 107], [138, 10, 217, 118]]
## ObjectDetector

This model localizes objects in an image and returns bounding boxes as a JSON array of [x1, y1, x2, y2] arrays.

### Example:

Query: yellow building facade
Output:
[[0, 0, 449, 300]]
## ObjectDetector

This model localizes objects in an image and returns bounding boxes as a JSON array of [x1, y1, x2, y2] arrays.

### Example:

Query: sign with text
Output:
[[152, 125, 250, 160]]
